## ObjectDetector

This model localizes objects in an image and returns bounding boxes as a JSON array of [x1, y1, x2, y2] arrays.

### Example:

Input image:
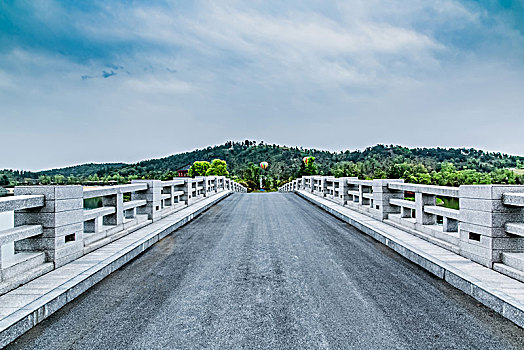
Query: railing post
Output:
[[214, 176, 219, 193], [131, 180, 162, 222], [169, 183, 175, 207], [14, 186, 84, 267], [415, 192, 436, 225], [217, 176, 224, 192], [102, 191, 124, 226], [358, 184, 369, 205], [337, 178, 350, 205], [208, 176, 214, 194], [200, 177, 208, 197], [372, 179, 404, 220], [308, 177, 314, 193], [181, 178, 193, 205], [320, 177, 330, 197], [459, 185, 524, 267]]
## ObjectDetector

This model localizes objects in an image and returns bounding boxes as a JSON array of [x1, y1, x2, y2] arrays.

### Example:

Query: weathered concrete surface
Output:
[[6, 193, 523, 350]]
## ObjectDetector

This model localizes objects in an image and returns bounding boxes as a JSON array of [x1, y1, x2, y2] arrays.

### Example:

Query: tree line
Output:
[[1, 142, 524, 192]]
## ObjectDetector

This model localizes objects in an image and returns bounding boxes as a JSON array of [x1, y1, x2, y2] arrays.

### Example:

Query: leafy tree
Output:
[[491, 169, 517, 184], [206, 159, 229, 176], [243, 163, 261, 184], [53, 174, 65, 184], [299, 157, 318, 176], [0, 174, 9, 186], [3, 141, 524, 188], [332, 161, 363, 178], [87, 174, 100, 182], [242, 179, 258, 192], [67, 176, 79, 184], [188, 161, 210, 177], [161, 171, 176, 181], [39, 175, 51, 185]]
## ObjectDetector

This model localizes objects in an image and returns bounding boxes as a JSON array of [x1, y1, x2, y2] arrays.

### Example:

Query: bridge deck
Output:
[[6, 193, 524, 349]]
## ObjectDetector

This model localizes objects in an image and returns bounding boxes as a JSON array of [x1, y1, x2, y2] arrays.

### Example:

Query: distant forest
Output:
[[2, 141, 524, 191]]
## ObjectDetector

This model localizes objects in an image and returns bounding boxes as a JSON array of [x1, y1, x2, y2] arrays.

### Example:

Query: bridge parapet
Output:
[[280, 177, 524, 280], [0, 177, 246, 295]]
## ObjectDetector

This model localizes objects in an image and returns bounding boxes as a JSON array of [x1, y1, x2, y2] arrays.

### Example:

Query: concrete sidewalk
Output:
[[0, 191, 232, 348], [296, 190, 524, 329]]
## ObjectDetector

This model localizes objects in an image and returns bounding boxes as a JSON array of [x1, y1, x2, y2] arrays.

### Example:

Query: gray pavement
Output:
[[6, 193, 524, 349]]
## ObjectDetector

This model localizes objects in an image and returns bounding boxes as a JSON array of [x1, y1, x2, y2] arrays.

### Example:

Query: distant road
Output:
[[7, 193, 524, 349]]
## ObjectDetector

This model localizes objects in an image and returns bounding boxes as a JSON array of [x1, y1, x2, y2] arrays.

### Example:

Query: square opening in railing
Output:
[[84, 197, 103, 209], [469, 232, 481, 242], [437, 196, 459, 210], [65, 233, 76, 243]]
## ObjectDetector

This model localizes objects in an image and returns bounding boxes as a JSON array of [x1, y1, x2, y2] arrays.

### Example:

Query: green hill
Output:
[[2, 141, 524, 190]]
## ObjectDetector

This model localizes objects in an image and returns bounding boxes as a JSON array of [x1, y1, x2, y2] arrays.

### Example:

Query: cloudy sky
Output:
[[1, 0, 523, 170]]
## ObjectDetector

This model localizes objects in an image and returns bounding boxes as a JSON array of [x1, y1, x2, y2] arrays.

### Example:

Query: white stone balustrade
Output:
[[280, 176, 524, 281], [0, 177, 246, 296], [0, 194, 51, 293], [83, 183, 150, 253], [384, 182, 461, 252], [459, 185, 524, 274]]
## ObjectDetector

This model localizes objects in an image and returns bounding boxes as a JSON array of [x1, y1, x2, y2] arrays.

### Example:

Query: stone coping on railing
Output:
[[83, 183, 149, 199], [0, 196, 45, 212], [388, 182, 460, 197], [347, 178, 373, 186], [504, 193, 524, 207], [160, 179, 185, 187]]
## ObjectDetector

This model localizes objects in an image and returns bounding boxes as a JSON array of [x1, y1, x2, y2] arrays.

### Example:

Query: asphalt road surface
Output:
[[6, 193, 524, 350]]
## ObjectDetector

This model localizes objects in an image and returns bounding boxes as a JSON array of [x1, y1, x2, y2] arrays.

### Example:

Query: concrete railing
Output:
[[83, 183, 150, 254], [280, 176, 524, 281], [0, 195, 51, 292], [0, 176, 246, 295]]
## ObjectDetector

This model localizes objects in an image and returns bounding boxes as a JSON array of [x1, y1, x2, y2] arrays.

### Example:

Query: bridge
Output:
[[0, 176, 523, 348]]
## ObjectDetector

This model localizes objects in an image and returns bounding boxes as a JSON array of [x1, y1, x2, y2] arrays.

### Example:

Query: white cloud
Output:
[[1, 0, 524, 169]]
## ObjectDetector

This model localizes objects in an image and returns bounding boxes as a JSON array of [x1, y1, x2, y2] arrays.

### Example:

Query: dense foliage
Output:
[[206, 159, 229, 177], [2, 141, 524, 192], [188, 161, 210, 177], [187, 159, 229, 177]]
